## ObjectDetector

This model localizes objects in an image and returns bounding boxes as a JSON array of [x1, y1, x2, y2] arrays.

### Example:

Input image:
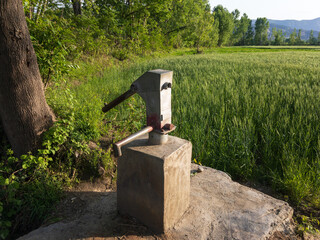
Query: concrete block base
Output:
[[117, 135, 192, 233]]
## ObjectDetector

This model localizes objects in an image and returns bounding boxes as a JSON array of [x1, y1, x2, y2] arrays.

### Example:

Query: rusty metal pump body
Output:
[[102, 69, 175, 156]]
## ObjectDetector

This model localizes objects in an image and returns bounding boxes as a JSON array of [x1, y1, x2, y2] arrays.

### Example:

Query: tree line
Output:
[[24, 1, 320, 64], [20, 0, 320, 91]]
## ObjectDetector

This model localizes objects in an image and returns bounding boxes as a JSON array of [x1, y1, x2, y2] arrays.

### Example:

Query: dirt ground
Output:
[[20, 165, 319, 240]]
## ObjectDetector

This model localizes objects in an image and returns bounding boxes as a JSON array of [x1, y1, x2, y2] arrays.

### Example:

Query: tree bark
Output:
[[0, 0, 55, 156], [72, 0, 82, 16]]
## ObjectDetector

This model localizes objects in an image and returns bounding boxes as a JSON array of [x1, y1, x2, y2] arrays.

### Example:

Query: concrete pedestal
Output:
[[117, 135, 192, 233]]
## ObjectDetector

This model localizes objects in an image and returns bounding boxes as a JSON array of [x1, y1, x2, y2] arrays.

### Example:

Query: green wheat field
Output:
[[59, 47, 320, 205]]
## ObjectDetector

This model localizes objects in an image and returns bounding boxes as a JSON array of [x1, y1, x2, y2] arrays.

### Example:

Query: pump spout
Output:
[[113, 126, 154, 157]]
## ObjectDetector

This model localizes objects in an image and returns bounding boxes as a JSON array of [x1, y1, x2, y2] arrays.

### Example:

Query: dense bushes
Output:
[[0, 85, 115, 239]]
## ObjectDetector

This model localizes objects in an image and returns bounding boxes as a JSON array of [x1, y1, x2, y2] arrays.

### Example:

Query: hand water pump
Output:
[[102, 69, 176, 157]]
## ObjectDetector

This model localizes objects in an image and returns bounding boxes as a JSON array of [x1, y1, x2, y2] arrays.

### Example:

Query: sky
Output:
[[208, 0, 320, 20]]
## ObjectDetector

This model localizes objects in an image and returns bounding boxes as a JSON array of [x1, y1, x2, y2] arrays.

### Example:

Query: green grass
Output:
[[170, 46, 320, 56], [56, 47, 320, 205]]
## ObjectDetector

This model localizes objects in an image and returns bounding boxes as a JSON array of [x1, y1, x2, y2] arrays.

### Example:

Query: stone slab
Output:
[[117, 135, 192, 232], [18, 164, 295, 240]]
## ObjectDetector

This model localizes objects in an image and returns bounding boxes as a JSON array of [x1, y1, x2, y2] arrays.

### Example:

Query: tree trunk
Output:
[[34, 0, 43, 22], [40, 0, 48, 18], [0, 0, 55, 156], [72, 0, 82, 16]]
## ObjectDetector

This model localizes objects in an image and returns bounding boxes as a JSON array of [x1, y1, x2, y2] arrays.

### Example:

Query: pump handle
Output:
[[102, 88, 136, 113]]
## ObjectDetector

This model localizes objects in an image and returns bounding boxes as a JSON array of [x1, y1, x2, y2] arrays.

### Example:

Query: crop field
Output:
[[61, 47, 320, 205]]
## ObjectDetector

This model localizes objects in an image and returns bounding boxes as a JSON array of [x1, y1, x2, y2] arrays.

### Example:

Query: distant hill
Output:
[[268, 23, 319, 40], [252, 18, 320, 41], [268, 18, 320, 31]]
